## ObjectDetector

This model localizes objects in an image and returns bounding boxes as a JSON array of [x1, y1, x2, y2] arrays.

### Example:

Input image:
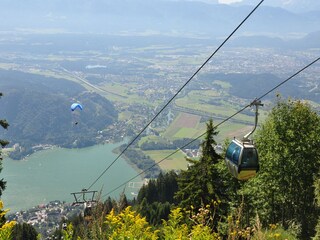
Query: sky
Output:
[[218, 0, 242, 4], [217, 0, 295, 5]]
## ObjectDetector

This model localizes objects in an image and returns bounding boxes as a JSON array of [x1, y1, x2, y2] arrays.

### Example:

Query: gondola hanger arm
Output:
[[243, 99, 263, 141]]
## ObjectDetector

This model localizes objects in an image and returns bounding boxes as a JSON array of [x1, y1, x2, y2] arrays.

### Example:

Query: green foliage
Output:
[[139, 199, 171, 225], [313, 177, 320, 239], [0, 201, 16, 240], [105, 206, 159, 239], [252, 222, 297, 240], [103, 197, 117, 214], [12, 222, 39, 240], [202, 73, 319, 102], [175, 119, 228, 229], [0, 84, 117, 159], [140, 138, 201, 151], [62, 197, 300, 240], [244, 97, 320, 238], [137, 171, 178, 204], [161, 206, 221, 239], [61, 223, 81, 240], [120, 147, 161, 178], [161, 208, 189, 239], [137, 171, 178, 225]]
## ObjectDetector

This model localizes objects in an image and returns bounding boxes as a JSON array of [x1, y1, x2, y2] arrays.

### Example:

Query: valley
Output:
[[0, 1, 319, 238], [0, 33, 319, 168]]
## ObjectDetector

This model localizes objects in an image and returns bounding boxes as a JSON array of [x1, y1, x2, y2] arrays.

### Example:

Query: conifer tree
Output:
[[12, 223, 38, 240], [104, 197, 114, 214], [137, 171, 178, 205], [175, 119, 228, 228], [118, 193, 129, 211]]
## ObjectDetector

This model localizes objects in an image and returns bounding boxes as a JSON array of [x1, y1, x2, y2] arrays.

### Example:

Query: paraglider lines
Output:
[[85, 0, 265, 191]]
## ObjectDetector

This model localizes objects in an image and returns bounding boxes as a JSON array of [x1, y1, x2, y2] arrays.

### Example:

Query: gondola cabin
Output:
[[225, 139, 259, 180]]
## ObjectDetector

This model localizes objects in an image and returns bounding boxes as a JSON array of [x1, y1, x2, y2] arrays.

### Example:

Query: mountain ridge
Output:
[[0, 0, 318, 38], [0, 70, 118, 159]]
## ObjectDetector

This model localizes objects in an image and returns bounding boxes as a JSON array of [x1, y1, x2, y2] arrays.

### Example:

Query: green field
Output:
[[138, 135, 167, 147], [163, 112, 204, 139], [0, 48, 273, 171], [143, 149, 188, 171], [212, 80, 232, 89], [173, 127, 203, 139]]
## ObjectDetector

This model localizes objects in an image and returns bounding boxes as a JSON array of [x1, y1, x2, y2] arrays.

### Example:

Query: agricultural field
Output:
[[163, 113, 203, 139], [143, 149, 188, 171], [1, 37, 312, 172]]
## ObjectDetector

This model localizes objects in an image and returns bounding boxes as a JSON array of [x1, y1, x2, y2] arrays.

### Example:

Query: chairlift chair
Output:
[[71, 189, 98, 207]]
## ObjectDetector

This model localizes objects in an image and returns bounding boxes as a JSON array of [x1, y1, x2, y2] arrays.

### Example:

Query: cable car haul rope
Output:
[[69, 0, 319, 201], [102, 57, 319, 199]]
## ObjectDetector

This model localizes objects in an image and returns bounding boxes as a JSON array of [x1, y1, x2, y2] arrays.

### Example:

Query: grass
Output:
[[138, 135, 166, 147], [187, 89, 221, 98], [173, 127, 203, 139], [118, 111, 133, 121], [163, 111, 261, 145], [216, 122, 253, 142], [174, 89, 271, 124], [98, 82, 155, 105], [163, 112, 203, 139], [143, 149, 188, 170], [212, 80, 232, 89], [175, 98, 253, 122]]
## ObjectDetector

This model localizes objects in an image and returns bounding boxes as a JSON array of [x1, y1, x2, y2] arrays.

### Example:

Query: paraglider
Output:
[[71, 102, 83, 125], [71, 103, 83, 112]]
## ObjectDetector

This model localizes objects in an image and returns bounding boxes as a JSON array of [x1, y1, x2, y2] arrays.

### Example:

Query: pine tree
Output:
[[12, 223, 38, 240], [119, 193, 129, 211], [175, 119, 228, 228], [104, 197, 114, 214], [137, 171, 178, 204]]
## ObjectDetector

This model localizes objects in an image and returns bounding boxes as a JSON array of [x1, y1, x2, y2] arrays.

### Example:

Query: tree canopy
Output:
[[243, 97, 320, 238], [175, 119, 228, 229]]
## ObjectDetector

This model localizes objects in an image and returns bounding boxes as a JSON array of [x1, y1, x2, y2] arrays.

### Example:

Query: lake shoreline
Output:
[[2, 142, 142, 213], [112, 146, 147, 179]]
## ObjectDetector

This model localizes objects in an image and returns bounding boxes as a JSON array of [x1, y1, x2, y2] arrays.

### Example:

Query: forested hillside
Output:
[[201, 72, 319, 101], [0, 70, 118, 159]]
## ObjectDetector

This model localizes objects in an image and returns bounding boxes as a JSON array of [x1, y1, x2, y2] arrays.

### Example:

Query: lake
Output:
[[1, 143, 142, 213]]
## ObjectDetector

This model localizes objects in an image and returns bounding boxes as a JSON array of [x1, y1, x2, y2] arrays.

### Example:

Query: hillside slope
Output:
[[0, 70, 118, 159]]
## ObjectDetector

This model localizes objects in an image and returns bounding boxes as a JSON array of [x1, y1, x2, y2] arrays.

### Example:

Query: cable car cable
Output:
[[102, 56, 320, 198], [102, 105, 249, 197], [84, 0, 265, 191], [256, 57, 320, 101]]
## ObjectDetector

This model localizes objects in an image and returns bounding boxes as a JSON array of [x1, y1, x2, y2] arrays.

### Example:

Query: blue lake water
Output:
[[1, 143, 141, 213]]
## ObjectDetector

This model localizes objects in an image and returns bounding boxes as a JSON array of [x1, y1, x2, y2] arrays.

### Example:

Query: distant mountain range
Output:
[[235, 0, 320, 13], [0, 0, 319, 38], [229, 31, 320, 49]]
